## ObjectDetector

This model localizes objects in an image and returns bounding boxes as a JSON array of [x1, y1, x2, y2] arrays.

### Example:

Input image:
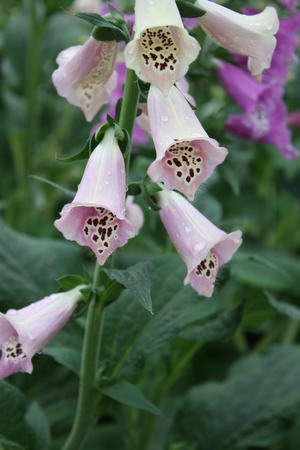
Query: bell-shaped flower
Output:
[[52, 37, 118, 121], [55, 128, 143, 265], [147, 85, 227, 200], [158, 189, 242, 297], [196, 0, 279, 79], [0, 286, 84, 379], [124, 0, 200, 95]]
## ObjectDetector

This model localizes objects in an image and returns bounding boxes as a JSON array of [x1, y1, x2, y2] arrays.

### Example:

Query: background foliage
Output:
[[0, 0, 300, 449]]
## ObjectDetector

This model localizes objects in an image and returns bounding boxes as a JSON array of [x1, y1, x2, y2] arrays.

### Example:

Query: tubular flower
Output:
[[158, 189, 242, 297], [55, 128, 143, 265], [147, 85, 227, 200], [0, 286, 84, 379], [52, 37, 118, 121], [124, 0, 200, 95], [196, 0, 279, 80]]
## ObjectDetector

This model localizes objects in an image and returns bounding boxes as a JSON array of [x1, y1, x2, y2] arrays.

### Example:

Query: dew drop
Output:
[[185, 226, 192, 233], [105, 181, 109, 185], [161, 116, 169, 123], [195, 243, 204, 252]]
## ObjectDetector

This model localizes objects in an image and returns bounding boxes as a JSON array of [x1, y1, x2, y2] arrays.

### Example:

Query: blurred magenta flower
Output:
[[147, 85, 227, 200], [124, 0, 200, 95], [279, 0, 298, 12], [196, 0, 279, 80], [217, 12, 300, 160], [0, 286, 83, 379], [55, 128, 143, 265], [52, 37, 118, 121], [158, 189, 242, 297]]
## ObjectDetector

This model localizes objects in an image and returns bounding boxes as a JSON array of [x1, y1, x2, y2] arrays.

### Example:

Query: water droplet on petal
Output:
[[105, 181, 109, 185], [195, 243, 204, 252], [185, 226, 192, 233], [161, 116, 169, 123]]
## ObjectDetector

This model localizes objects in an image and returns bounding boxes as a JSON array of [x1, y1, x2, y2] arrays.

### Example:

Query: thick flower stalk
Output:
[[52, 37, 118, 121], [196, 0, 279, 80], [55, 128, 143, 264], [124, 0, 200, 95], [0, 286, 84, 379], [158, 189, 242, 297], [147, 85, 227, 200]]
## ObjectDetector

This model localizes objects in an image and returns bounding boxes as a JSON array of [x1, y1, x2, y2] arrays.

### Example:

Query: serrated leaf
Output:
[[103, 262, 153, 313], [177, 345, 300, 450], [0, 220, 82, 310], [101, 381, 161, 416]]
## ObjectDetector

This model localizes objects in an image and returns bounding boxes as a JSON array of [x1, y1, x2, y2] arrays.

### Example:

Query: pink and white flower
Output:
[[158, 189, 242, 297], [124, 0, 200, 95], [52, 37, 118, 121], [55, 128, 143, 265], [196, 0, 279, 80], [0, 286, 83, 379], [147, 85, 227, 200]]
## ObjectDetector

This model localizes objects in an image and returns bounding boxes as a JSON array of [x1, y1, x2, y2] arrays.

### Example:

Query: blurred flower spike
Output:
[[0, 286, 84, 379], [52, 37, 118, 121], [124, 0, 200, 95], [196, 0, 279, 80], [159, 189, 242, 297], [55, 127, 143, 265]]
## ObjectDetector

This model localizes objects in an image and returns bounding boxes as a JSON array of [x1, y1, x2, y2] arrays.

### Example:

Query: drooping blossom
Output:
[[147, 85, 227, 200], [0, 286, 84, 379], [158, 189, 242, 297], [55, 128, 143, 264], [52, 37, 118, 121], [71, 0, 102, 14], [124, 0, 200, 95], [196, 0, 279, 80]]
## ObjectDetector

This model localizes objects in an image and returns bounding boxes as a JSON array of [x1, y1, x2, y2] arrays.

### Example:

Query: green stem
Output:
[[62, 265, 103, 450], [119, 69, 140, 171], [283, 319, 299, 344], [63, 68, 139, 450]]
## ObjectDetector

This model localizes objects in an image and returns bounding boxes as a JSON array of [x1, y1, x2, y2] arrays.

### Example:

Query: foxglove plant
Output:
[[55, 127, 143, 265], [124, 0, 200, 94], [147, 84, 227, 200], [158, 189, 242, 297], [217, 11, 300, 159], [0, 286, 84, 379], [196, 0, 279, 80], [52, 37, 118, 121]]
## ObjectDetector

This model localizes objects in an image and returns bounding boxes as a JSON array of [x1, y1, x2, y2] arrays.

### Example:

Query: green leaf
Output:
[[101, 381, 161, 416], [75, 13, 129, 42], [55, 139, 90, 163], [176, 0, 206, 18], [266, 291, 300, 321], [0, 382, 35, 449], [0, 437, 24, 450], [29, 175, 75, 198], [57, 274, 88, 292], [43, 321, 84, 375], [103, 262, 153, 313], [231, 248, 300, 294], [101, 255, 219, 378], [0, 220, 83, 310], [178, 345, 300, 450], [25, 403, 50, 450], [180, 303, 244, 342]]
